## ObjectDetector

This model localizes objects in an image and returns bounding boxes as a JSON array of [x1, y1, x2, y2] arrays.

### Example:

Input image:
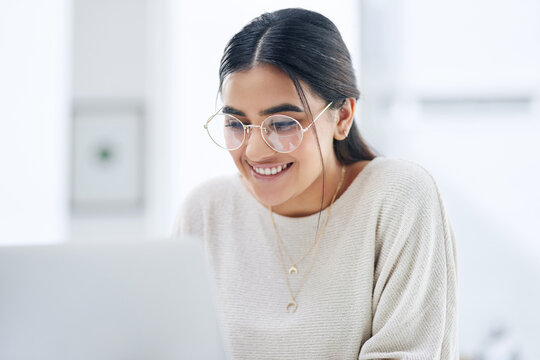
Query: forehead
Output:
[[221, 64, 303, 109]]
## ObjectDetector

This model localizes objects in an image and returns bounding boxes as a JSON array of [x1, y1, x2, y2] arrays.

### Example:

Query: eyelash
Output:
[[226, 114, 306, 125]]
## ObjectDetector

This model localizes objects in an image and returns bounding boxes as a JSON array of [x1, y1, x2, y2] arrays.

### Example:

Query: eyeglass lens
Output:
[[206, 114, 303, 152]]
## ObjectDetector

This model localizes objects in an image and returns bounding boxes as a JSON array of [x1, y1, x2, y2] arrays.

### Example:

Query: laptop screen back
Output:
[[0, 238, 226, 360]]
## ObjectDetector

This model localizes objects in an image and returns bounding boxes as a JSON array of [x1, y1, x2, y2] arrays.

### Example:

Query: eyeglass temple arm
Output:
[[303, 102, 334, 131]]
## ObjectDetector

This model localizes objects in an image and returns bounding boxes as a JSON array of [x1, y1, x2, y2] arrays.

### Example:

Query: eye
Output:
[[270, 119, 298, 132], [224, 117, 244, 130]]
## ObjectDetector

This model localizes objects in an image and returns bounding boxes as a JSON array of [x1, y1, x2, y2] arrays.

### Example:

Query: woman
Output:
[[175, 8, 458, 360]]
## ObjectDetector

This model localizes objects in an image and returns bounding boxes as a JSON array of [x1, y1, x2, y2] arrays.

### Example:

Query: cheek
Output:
[[292, 138, 324, 172], [301, 125, 335, 157]]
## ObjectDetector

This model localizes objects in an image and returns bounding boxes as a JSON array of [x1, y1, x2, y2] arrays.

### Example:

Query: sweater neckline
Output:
[[239, 156, 384, 225]]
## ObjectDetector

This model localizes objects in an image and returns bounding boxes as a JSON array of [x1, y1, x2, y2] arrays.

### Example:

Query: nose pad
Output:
[[246, 126, 269, 137]]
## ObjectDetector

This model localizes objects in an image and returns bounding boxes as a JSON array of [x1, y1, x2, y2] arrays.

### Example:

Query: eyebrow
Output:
[[222, 103, 304, 117]]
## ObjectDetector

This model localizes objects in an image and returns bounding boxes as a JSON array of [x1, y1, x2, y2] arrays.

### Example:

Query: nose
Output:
[[244, 126, 275, 159]]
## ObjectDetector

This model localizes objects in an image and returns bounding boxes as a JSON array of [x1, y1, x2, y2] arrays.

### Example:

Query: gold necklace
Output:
[[269, 165, 346, 313]]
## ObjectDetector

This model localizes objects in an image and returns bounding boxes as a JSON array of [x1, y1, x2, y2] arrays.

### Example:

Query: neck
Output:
[[270, 160, 344, 218]]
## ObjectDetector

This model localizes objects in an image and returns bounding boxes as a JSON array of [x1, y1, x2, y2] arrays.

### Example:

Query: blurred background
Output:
[[1, 0, 539, 358]]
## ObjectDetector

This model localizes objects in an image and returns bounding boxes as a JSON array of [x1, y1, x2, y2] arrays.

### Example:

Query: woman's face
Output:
[[220, 64, 341, 213]]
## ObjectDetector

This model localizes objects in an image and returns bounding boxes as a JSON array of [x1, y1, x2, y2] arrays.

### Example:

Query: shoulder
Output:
[[361, 157, 440, 207], [359, 157, 447, 237], [363, 158, 452, 247]]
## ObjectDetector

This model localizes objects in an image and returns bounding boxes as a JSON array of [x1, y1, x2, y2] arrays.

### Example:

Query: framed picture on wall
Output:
[[71, 102, 144, 212]]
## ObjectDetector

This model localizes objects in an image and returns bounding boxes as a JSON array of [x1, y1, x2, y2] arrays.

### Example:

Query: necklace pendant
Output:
[[288, 265, 298, 275], [286, 300, 298, 313]]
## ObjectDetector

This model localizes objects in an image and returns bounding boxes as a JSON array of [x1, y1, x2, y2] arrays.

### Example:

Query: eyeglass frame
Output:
[[203, 101, 334, 153]]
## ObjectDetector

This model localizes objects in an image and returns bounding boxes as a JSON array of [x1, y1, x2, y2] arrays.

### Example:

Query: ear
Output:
[[333, 98, 356, 141]]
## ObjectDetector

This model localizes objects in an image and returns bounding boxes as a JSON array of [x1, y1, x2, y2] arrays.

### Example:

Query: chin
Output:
[[252, 190, 289, 209]]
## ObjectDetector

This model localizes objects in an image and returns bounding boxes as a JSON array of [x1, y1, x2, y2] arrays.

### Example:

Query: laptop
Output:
[[0, 237, 227, 360]]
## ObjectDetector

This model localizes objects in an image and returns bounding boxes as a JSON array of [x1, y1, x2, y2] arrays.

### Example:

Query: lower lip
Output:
[[250, 163, 293, 181]]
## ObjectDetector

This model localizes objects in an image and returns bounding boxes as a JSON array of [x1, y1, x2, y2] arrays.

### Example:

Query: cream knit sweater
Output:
[[174, 157, 458, 359]]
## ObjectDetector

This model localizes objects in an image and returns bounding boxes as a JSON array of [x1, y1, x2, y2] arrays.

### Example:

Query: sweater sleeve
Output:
[[358, 167, 459, 360]]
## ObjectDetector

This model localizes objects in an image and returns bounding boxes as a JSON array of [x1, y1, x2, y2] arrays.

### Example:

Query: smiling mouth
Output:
[[249, 162, 294, 176]]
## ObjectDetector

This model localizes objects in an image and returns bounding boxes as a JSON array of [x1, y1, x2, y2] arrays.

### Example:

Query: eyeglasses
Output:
[[204, 102, 333, 153]]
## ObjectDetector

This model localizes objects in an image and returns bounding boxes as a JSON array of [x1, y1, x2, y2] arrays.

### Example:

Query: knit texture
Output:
[[174, 157, 458, 359]]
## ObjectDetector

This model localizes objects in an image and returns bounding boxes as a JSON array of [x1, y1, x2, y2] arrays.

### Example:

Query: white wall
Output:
[[393, 0, 540, 261], [0, 0, 71, 245]]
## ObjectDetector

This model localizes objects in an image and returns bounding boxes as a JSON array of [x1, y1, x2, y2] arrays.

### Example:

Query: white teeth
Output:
[[253, 163, 291, 176]]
